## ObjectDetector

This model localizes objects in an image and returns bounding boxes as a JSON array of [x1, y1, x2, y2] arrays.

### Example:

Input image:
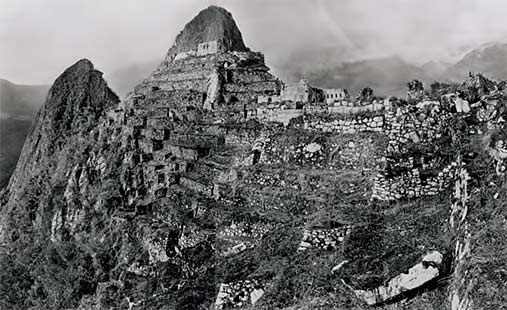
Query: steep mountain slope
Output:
[[0, 59, 119, 308], [6, 59, 119, 198], [1, 6, 506, 310], [0, 6, 279, 309], [443, 41, 507, 81]]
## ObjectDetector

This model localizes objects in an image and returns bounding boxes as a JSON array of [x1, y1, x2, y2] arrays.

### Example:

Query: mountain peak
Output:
[[73, 58, 94, 70], [166, 6, 249, 60]]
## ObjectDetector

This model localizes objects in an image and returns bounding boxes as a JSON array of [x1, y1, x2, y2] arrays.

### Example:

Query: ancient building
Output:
[[324, 88, 349, 104], [280, 79, 324, 103]]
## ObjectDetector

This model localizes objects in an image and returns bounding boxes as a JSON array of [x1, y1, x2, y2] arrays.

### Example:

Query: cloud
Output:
[[0, 0, 505, 84]]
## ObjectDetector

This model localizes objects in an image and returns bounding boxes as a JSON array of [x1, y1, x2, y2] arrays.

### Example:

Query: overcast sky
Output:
[[1, 0, 506, 85]]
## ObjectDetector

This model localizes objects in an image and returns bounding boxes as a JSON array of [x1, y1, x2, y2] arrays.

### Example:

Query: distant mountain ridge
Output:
[[277, 55, 430, 97], [442, 41, 507, 82], [0, 79, 50, 188], [0, 79, 49, 116], [274, 40, 506, 96]]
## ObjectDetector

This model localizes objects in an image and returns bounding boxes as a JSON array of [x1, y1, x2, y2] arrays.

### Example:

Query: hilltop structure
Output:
[[1, 5, 506, 310]]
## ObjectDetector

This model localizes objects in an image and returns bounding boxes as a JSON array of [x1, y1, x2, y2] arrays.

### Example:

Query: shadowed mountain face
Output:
[[0, 79, 49, 188], [6, 59, 119, 197]]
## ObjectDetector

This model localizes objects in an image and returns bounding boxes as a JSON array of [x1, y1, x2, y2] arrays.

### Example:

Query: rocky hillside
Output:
[[1, 6, 506, 310]]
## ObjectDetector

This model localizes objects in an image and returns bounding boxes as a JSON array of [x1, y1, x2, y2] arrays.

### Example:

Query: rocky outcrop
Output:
[[353, 251, 444, 306], [1, 59, 119, 242], [165, 6, 249, 61]]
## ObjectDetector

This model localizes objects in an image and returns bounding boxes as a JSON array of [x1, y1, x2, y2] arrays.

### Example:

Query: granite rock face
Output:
[[1, 59, 119, 241]]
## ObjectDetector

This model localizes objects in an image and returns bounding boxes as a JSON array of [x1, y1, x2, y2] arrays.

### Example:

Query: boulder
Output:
[[353, 251, 444, 305]]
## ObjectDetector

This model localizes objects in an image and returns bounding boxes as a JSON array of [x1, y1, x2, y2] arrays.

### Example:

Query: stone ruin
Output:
[[218, 222, 272, 257], [215, 279, 267, 309], [297, 225, 352, 252], [8, 5, 506, 310], [53, 37, 505, 309]]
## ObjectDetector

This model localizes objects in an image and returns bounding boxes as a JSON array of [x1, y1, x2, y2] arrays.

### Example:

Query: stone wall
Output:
[[256, 106, 304, 125], [215, 279, 267, 309], [371, 162, 456, 201], [370, 102, 457, 201], [328, 101, 387, 114], [197, 40, 223, 56], [296, 114, 384, 133], [383, 107, 448, 153], [324, 88, 348, 104], [217, 222, 272, 257], [178, 224, 211, 250], [297, 226, 352, 251], [219, 222, 271, 240]]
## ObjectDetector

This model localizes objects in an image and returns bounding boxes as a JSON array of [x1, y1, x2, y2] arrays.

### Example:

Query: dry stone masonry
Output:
[[218, 222, 272, 256], [215, 279, 267, 309], [297, 225, 352, 252]]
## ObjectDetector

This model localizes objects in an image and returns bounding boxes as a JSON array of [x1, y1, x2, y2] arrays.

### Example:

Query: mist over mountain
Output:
[[105, 60, 159, 98], [421, 61, 452, 77], [273, 40, 506, 96], [274, 54, 429, 97], [0, 79, 49, 116], [82, 40, 507, 100], [442, 42, 507, 82]]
